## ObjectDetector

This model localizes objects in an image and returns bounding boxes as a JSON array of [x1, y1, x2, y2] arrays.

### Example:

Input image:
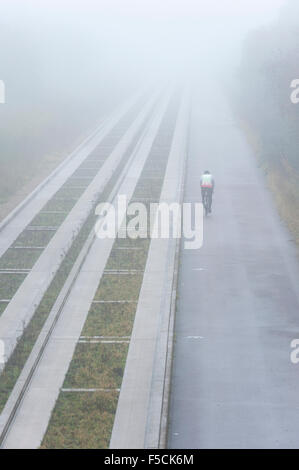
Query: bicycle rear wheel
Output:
[[203, 193, 209, 216]]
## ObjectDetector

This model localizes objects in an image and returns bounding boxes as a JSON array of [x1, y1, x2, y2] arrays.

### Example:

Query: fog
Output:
[[2, 1, 299, 450], [0, 0, 286, 96], [0, 0, 290, 207]]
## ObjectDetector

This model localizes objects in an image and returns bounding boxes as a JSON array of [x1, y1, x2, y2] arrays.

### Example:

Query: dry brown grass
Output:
[[266, 162, 299, 247], [241, 120, 299, 250]]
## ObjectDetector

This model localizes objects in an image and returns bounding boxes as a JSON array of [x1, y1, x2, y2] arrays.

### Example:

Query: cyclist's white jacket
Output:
[[200, 174, 215, 189]]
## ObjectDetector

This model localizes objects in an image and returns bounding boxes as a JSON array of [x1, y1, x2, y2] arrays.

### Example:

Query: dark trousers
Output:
[[201, 187, 213, 210]]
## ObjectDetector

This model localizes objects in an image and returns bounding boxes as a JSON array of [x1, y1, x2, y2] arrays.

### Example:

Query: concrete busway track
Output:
[[0, 90, 173, 448], [168, 84, 299, 449], [109, 89, 190, 449], [0, 89, 160, 368]]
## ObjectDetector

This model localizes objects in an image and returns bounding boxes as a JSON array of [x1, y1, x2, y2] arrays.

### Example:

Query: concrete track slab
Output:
[[0, 94, 171, 449], [0, 91, 158, 368], [110, 90, 190, 449]]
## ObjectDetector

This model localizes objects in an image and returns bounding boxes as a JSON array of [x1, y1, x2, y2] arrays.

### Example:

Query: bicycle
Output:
[[202, 188, 212, 216]]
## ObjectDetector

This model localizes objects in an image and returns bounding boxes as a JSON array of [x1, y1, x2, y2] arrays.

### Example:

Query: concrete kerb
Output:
[[157, 95, 191, 449], [145, 91, 190, 449]]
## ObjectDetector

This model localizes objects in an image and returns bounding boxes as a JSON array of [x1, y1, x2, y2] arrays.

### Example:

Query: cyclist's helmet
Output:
[[204, 170, 210, 174]]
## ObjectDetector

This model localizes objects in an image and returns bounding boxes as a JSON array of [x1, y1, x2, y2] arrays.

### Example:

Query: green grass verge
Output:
[[42, 198, 77, 212], [13, 229, 55, 248], [82, 302, 137, 337], [0, 211, 97, 411], [71, 169, 99, 179], [63, 343, 129, 389], [54, 186, 87, 200], [94, 274, 144, 301], [0, 273, 27, 299], [0, 249, 42, 270], [106, 248, 148, 270], [0, 107, 149, 414], [39, 96, 180, 448], [0, 302, 9, 315], [29, 212, 68, 227], [40, 391, 119, 449]]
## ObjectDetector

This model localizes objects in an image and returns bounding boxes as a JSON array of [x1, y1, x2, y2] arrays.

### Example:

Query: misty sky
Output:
[[0, 0, 286, 74], [2, 0, 285, 21], [0, 0, 289, 108]]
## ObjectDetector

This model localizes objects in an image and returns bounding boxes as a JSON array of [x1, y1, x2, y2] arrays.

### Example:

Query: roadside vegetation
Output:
[[233, 0, 299, 247]]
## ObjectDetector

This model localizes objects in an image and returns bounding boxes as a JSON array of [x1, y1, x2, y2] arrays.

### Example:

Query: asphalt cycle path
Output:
[[168, 83, 299, 449]]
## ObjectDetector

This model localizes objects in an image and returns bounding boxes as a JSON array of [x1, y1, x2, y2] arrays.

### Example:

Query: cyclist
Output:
[[200, 170, 215, 213]]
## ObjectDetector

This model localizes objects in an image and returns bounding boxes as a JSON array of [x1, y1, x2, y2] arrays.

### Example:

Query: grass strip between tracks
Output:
[[41, 96, 180, 449], [0, 116, 147, 413]]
